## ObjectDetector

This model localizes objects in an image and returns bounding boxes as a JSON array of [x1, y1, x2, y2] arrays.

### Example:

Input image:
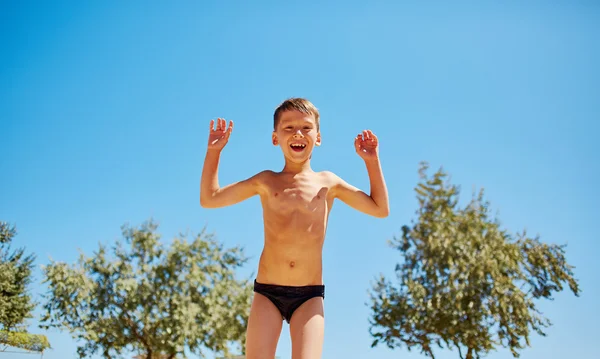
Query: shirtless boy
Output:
[[200, 98, 389, 359]]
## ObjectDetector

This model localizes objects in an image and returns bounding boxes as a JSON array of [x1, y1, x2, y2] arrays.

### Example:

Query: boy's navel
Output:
[[289, 261, 296, 268]]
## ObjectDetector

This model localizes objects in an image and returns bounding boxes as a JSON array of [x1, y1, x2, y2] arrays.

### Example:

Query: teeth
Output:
[[291, 144, 306, 148]]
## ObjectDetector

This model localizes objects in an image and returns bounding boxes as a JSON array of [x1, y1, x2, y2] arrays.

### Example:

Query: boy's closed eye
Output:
[[282, 125, 313, 132]]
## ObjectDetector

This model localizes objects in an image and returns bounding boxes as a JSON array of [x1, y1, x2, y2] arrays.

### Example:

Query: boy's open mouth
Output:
[[290, 143, 306, 152]]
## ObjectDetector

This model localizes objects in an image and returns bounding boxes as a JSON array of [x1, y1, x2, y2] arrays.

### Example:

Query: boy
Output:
[[200, 98, 389, 359]]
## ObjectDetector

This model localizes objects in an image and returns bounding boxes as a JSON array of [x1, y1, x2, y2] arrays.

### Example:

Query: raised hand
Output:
[[208, 118, 233, 151], [354, 129, 379, 160]]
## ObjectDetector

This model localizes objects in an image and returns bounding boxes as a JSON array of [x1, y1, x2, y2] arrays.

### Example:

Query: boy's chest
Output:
[[265, 179, 331, 212]]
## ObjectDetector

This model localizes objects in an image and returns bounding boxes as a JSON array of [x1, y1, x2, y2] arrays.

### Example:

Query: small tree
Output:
[[41, 219, 252, 359], [0, 221, 50, 353], [369, 163, 580, 359]]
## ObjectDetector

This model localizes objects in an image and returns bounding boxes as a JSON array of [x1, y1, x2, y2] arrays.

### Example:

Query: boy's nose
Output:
[[293, 130, 303, 138]]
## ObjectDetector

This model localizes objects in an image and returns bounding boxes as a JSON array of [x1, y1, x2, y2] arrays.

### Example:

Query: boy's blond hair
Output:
[[273, 98, 320, 131]]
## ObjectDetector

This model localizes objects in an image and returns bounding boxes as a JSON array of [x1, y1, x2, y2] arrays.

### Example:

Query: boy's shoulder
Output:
[[250, 169, 277, 183], [316, 170, 345, 187], [321, 169, 347, 178], [316, 170, 338, 179]]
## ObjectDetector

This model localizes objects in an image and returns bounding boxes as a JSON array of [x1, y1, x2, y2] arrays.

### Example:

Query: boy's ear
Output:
[[272, 132, 278, 145], [315, 132, 322, 146]]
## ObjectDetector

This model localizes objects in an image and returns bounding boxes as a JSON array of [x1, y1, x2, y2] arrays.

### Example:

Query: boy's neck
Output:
[[281, 159, 313, 174]]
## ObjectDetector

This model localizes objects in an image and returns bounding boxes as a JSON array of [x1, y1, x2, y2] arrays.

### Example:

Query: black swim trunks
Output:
[[253, 280, 325, 323]]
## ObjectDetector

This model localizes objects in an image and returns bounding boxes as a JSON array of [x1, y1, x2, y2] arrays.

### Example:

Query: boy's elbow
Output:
[[375, 206, 390, 218], [200, 196, 215, 208]]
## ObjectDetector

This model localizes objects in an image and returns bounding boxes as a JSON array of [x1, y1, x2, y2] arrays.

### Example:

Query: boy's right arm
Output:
[[200, 118, 265, 208], [200, 149, 265, 208]]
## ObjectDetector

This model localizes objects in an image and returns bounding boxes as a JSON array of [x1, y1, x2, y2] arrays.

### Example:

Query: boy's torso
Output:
[[255, 170, 336, 286]]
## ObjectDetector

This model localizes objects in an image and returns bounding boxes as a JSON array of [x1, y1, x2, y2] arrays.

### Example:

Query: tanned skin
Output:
[[200, 109, 389, 359]]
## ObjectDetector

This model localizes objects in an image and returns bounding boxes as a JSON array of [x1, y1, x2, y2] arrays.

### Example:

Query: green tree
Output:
[[40, 219, 253, 359], [0, 221, 50, 353], [368, 163, 580, 359]]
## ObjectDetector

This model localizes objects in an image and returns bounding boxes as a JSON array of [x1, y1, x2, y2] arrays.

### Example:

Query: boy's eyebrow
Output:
[[280, 117, 315, 124]]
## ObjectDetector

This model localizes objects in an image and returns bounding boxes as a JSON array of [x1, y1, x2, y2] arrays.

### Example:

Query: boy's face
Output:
[[272, 110, 321, 163]]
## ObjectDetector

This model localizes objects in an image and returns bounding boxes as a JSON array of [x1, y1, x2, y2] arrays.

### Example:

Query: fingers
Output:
[[356, 130, 377, 142], [210, 118, 234, 133], [367, 130, 377, 143], [363, 130, 370, 141], [212, 118, 223, 131], [355, 133, 363, 153], [225, 120, 234, 139]]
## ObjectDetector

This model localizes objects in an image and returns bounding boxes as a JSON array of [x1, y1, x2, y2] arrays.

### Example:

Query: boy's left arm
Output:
[[331, 130, 390, 218]]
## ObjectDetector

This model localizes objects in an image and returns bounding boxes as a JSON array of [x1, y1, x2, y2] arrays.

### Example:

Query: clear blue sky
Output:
[[1, 1, 598, 358]]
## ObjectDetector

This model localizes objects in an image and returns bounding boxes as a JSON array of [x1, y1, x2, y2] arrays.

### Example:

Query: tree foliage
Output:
[[40, 219, 253, 359], [0, 221, 50, 353], [0, 331, 51, 353], [0, 222, 36, 330], [368, 163, 580, 359]]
